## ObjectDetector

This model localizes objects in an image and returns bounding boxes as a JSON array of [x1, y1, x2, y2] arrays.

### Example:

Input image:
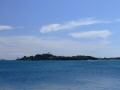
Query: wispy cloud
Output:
[[0, 36, 110, 59], [40, 18, 110, 33], [115, 19, 120, 22], [0, 25, 13, 31], [0, 25, 24, 31], [69, 30, 111, 39]]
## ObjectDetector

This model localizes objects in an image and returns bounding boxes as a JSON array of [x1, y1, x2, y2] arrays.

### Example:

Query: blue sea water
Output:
[[0, 60, 120, 90]]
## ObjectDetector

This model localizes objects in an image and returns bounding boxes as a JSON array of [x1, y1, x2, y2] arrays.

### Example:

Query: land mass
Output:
[[16, 53, 120, 61], [17, 53, 98, 61]]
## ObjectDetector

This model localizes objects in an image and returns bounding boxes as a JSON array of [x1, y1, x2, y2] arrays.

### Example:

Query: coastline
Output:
[[16, 53, 120, 61]]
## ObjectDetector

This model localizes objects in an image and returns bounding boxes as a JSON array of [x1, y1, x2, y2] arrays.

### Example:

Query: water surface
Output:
[[0, 60, 120, 90]]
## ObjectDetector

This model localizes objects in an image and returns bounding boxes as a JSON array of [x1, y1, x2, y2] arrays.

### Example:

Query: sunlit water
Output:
[[0, 60, 120, 90]]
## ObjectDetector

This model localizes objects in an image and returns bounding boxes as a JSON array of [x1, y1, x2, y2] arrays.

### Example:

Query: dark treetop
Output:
[[17, 53, 98, 61]]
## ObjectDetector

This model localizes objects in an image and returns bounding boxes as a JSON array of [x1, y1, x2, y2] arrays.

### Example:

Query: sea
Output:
[[0, 60, 120, 90]]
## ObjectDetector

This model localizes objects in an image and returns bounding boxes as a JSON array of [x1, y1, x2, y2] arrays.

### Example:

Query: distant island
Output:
[[17, 53, 98, 61], [16, 53, 120, 61]]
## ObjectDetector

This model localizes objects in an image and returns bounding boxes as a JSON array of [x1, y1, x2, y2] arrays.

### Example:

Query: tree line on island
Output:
[[16, 53, 120, 61], [17, 53, 98, 61]]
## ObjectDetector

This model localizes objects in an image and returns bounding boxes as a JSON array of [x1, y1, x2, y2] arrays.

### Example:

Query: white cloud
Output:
[[0, 36, 110, 59], [0, 25, 13, 31], [69, 30, 111, 39], [0, 25, 24, 31], [40, 18, 110, 33]]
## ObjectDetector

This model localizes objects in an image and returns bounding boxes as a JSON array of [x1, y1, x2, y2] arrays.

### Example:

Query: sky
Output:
[[0, 0, 120, 59]]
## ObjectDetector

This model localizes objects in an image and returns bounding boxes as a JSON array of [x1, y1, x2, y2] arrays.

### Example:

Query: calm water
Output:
[[0, 60, 120, 90]]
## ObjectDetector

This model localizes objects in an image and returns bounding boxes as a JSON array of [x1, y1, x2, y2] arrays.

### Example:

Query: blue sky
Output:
[[0, 0, 120, 59]]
